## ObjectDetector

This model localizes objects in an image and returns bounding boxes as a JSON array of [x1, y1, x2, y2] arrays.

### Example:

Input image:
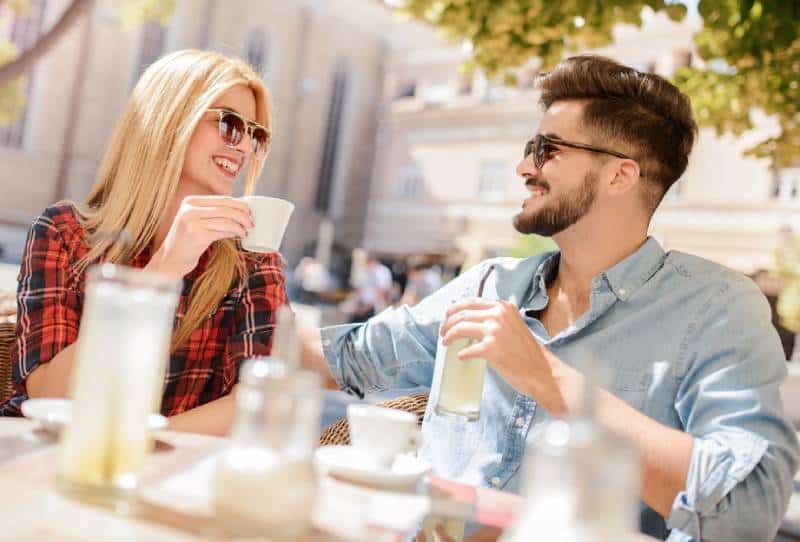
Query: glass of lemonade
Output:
[[434, 337, 487, 420], [58, 263, 180, 500], [434, 265, 495, 421]]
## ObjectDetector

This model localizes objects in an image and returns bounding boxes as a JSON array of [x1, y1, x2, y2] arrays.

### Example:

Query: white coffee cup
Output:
[[239, 196, 295, 253], [347, 404, 422, 469]]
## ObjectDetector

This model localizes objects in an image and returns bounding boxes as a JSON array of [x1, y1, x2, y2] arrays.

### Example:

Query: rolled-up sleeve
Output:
[[13, 217, 81, 388], [322, 261, 491, 397], [668, 279, 800, 541]]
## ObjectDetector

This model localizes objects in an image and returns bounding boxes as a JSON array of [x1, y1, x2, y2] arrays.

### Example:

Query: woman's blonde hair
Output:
[[74, 49, 272, 349]]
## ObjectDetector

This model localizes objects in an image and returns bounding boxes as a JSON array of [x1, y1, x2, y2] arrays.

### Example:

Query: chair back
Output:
[[318, 393, 428, 446], [0, 322, 15, 404]]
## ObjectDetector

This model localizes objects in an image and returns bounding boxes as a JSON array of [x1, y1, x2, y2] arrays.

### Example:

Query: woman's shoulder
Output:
[[33, 202, 83, 236], [28, 202, 89, 255]]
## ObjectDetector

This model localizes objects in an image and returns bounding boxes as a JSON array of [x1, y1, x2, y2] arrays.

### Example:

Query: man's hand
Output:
[[440, 298, 583, 416]]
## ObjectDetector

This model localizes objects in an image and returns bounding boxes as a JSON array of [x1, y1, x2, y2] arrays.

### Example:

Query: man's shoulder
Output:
[[664, 250, 760, 295]]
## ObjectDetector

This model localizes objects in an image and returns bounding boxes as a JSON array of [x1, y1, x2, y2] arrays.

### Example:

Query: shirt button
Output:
[[322, 338, 331, 347], [515, 416, 525, 428], [618, 288, 627, 296], [491, 477, 502, 487]]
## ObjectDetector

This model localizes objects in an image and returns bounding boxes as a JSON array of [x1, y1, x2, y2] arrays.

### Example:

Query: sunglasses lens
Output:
[[251, 127, 270, 158], [219, 112, 245, 147]]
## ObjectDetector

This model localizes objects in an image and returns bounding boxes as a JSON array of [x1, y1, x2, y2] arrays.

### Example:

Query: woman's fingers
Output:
[[199, 217, 248, 238], [189, 204, 254, 231]]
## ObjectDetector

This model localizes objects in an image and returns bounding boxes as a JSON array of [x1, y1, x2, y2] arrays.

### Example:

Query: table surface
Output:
[[0, 418, 658, 542]]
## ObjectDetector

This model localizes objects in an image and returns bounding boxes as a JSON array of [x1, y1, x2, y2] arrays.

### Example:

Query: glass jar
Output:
[[213, 358, 322, 539], [58, 263, 180, 499], [502, 377, 640, 542]]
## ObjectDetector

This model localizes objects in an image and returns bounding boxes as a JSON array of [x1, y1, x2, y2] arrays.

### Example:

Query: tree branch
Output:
[[0, 0, 95, 87]]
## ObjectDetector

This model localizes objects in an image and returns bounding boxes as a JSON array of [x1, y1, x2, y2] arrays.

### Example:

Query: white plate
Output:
[[314, 445, 431, 491], [20, 398, 169, 434]]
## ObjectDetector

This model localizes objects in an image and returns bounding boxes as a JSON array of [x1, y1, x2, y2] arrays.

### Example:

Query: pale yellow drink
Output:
[[435, 337, 487, 420], [58, 264, 178, 496]]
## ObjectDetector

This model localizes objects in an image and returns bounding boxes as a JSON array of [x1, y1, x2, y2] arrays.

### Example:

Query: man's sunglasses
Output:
[[524, 134, 644, 177], [208, 108, 271, 159]]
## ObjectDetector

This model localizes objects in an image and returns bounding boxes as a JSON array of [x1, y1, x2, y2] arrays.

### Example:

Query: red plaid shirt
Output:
[[1, 203, 287, 416]]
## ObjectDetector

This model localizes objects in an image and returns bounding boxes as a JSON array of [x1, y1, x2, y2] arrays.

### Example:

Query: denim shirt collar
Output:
[[523, 236, 666, 307], [598, 236, 666, 301]]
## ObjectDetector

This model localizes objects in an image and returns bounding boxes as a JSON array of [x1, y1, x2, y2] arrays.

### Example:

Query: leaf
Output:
[[120, 0, 176, 28]]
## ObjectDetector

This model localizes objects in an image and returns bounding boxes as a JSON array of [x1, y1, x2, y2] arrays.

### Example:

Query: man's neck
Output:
[[552, 226, 649, 302]]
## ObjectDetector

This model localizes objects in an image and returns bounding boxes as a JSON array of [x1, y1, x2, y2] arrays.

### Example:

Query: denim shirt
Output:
[[321, 237, 800, 541]]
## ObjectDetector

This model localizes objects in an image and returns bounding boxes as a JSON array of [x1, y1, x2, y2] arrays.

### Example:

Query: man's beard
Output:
[[512, 171, 598, 237]]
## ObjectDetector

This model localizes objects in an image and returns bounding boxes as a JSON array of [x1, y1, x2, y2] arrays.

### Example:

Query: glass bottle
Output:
[[213, 358, 322, 539], [433, 265, 494, 420], [501, 369, 640, 542]]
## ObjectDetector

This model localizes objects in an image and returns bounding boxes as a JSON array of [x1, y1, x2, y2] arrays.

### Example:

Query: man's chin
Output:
[[512, 211, 541, 235]]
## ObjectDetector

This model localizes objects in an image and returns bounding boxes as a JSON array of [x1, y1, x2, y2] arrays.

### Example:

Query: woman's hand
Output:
[[147, 196, 254, 278]]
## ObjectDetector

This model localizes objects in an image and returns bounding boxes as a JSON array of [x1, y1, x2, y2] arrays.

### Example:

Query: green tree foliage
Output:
[[0, 0, 176, 123], [396, 0, 798, 167], [505, 233, 557, 259]]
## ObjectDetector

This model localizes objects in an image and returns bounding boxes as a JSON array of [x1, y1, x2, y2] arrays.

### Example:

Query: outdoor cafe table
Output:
[[0, 418, 658, 541]]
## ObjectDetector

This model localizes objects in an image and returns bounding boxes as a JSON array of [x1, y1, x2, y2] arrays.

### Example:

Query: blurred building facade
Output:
[[0, 0, 436, 268], [1, 2, 797, 277], [364, 9, 800, 274]]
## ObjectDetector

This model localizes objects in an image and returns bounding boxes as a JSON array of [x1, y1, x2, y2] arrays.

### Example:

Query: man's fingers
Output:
[[440, 308, 494, 337], [458, 340, 488, 360], [442, 321, 488, 346], [444, 298, 497, 319]]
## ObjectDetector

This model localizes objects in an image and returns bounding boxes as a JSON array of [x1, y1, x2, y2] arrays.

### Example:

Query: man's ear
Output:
[[607, 159, 642, 196]]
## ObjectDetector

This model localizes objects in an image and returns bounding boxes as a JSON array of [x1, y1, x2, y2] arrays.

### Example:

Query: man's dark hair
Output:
[[538, 55, 698, 212]]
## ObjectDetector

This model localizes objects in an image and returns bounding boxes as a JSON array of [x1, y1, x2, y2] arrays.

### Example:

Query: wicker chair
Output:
[[0, 322, 15, 404], [318, 393, 429, 446]]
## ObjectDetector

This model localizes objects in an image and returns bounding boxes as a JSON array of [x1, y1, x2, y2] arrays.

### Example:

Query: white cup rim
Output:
[[240, 195, 295, 208], [347, 404, 416, 424]]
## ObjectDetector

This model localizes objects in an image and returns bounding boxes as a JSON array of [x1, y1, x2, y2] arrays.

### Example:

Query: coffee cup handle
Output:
[[405, 426, 423, 456]]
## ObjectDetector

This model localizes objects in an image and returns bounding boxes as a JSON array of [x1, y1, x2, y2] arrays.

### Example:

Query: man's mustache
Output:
[[525, 180, 550, 191]]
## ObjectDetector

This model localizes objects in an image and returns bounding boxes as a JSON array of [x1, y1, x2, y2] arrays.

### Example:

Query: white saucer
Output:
[[314, 445, 431, 491], [21, 398, 169, 434]]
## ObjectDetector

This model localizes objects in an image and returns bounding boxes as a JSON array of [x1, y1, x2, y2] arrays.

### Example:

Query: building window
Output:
[[315, 59, 349, 214], [0, 0, 46, 148], [244, 27, 269, 79], [773, 168, 800, 203], [478, 161, 507, 202], [423, 83, 454, 105], [132, 21, 166, 84], [394, 163, 422, 199]]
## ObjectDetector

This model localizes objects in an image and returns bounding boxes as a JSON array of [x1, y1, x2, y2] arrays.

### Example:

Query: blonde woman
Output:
[[0, 50, 286, 435]]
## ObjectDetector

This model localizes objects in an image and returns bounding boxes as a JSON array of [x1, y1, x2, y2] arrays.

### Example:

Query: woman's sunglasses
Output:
[[208, 108, 271, 159], [524, 134, 644, 177]]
